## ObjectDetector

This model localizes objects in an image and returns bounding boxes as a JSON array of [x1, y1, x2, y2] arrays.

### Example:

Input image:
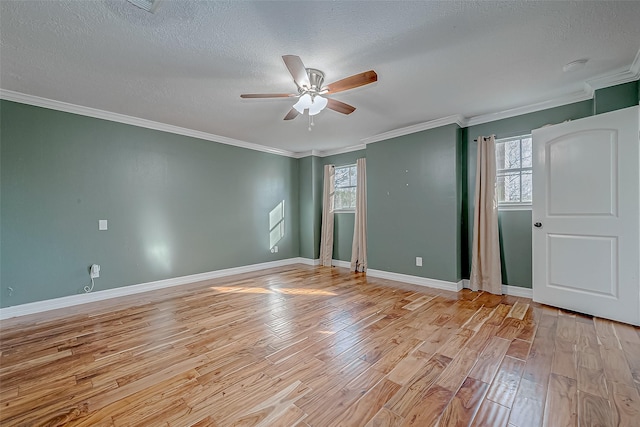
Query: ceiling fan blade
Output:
[[282, 55, 311, 89], [324, 70, 377, 94], [326, 98, 356, 115], [240, 93, 296, 99], [284, 108, 300, 120]]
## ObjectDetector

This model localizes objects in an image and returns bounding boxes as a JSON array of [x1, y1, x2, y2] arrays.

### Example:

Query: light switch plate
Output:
[[416, 257, 422, 267], [99, 220, 108, 230]]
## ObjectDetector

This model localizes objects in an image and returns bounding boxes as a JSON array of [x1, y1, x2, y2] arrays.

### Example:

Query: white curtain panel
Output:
[[319, 164, 335, 267], [470, 135, 503, 294], [350, 158, 368, 272]]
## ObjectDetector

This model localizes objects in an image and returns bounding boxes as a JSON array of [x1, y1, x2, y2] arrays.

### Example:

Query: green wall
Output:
[[594, 81, 639, 115], [0, 101, 299, 307], [2, 80, 637, 307], [367, 124, 462, 282], [297, 156, 317, 259]]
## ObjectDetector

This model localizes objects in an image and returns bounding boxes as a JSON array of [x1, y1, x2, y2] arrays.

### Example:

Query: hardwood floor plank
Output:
[[471, 399, 510, 427], [385, 353, 451, 417], [328, 378, 401, 426], [508, 378, 546, 427], [0, 266, 638, 426], [506, 339, 532, 361], [398, 384, 454, 427], [608, 381, 640, 427], [438, 377, 488, 426], [365, 408, 404, 427], [542, 373, 577, 427], [599, 345, 635, 386], [468, 336, 511, 384], [486, 356, 526, 409], [551, 339, 577, 380], [578, 391, 613, 427]]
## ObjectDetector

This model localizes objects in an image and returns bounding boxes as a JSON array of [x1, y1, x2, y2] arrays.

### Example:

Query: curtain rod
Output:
[[473, 135, 495, 142]]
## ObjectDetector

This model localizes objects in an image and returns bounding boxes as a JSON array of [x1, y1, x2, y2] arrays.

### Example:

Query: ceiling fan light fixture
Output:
[[308, 95, 328, 116], [126, 0, 161, 13], [293, 93, 313, 114]]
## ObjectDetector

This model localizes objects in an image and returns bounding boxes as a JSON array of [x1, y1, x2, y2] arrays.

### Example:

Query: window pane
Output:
[[505, 139, 521, 169], [349, 166, 358, 186], [496, 142, 506, 170], [521, 137, 532, 168], [335, 167, 349, 188], [497, 171, 521, 203], [334, 187, 356, 210], [521, 170, 532, 202]]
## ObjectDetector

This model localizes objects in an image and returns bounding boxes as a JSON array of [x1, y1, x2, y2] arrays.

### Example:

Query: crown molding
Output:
[[4, 48, 638, 157], [465, 87, 594, 127], [292, 144, 366, 158], [317, 144, 367, 157], [0, 89, 298, 158], [587, 48, 640, 90], [361, 115, 465, 145]]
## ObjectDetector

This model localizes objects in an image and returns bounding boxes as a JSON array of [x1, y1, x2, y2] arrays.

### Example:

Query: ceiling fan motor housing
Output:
[[305, 68, 325, 93]]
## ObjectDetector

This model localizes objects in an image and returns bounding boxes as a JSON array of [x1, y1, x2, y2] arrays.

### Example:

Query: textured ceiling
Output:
[[1, 1, 639, 154]]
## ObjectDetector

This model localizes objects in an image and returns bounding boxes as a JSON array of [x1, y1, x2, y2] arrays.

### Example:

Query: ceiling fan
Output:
[[240, 55, 377, 121]]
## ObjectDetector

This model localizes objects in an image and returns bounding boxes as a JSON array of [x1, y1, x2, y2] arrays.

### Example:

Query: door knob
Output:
[[534, 222, 542, 228]]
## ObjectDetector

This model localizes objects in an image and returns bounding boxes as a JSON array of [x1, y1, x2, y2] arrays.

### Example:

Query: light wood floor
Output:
[[1, 266, 639, 426]]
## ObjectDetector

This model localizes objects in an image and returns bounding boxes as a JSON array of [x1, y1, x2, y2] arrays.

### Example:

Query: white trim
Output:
[[630, 48, 640, 77], [332, 259, 351, 269], [361, 115, 465, 145], [0, 89, 297, 158], [498, 204, 532, 212], [293, 144, 366, 159], [586, 66, 640, 91], [298, 258, 321, 266], [461, 279, 533, 298], [366, 269, 463, 292], [502, 284, 533, 298], [317, 144, 367, 158], [0, 257, 315, 320], [465, 89, 594, 127], [587, 49, 640, 90]]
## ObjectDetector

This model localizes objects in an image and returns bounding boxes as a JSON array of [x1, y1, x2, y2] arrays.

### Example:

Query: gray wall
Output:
[[1, 101, 299, 307], [367, 124, 462, 282]]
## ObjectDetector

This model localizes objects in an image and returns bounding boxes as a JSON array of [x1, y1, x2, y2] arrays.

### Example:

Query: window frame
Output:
[[495, 134, 533, 210], [333, 164, 357, 213]]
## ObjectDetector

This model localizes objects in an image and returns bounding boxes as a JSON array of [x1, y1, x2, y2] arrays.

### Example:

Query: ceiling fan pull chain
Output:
[[308, 114, 312, 131]]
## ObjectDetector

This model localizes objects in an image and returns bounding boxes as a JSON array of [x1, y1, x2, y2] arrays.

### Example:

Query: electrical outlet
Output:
[[90, 264, 101, 278], [416, 257, 422, 267]]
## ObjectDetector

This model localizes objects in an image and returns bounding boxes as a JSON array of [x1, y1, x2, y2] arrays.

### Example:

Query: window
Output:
[[334, 164, 357, 211], [496, 135, 532, 206]]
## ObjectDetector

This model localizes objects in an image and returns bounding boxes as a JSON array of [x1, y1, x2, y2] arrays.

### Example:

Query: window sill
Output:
[[498, 204, 532, 211], [333, 210, 355, 214]]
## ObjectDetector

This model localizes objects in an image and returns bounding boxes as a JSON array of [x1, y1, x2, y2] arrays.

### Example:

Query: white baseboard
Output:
[[332, 259, 351, 269], [1, 259, 533, 320], [0, 257, 315, 320], [366, 269, 463, 292], [461, 279, 533, 298], [501, 285, 533, 298], [297, 258, 320, 266]]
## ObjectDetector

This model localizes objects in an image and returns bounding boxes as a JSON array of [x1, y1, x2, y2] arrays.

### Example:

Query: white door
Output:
[[532, 106, 639, 326]]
